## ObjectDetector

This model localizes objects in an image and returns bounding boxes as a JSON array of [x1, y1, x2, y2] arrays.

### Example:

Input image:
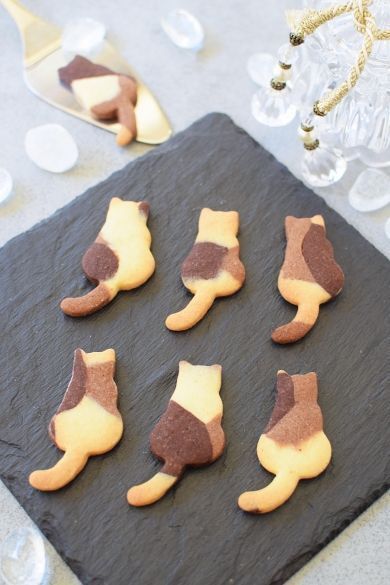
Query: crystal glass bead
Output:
[[298, 126, 318, 146], [272, 64, 291, 83], [25, 124, 78, 173], [301, 144, 347, 187], [247, 53, 275, 87], [251, 86, 296, 127], [348, 169, 390, 212], [0, 527, 48, 585], [0, 168, 13, 204], [161, 10, 204, 51], [277, 43, 298, 66], [62, 18, 106, 55], [300, 112, 316, 129]]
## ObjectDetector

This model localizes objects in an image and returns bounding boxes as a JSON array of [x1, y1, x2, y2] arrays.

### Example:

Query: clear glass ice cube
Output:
[[25, 124, 79, 174], [161, 10, 204, 51], [348, 168, 390, 212], [0, 527, 48, 585]]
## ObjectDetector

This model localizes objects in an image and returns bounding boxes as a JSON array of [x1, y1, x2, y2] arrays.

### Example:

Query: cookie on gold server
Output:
[[166, 208, 245, 331], [29, 349, 123, 491], [238, 370, 331, 513], [59, 55, 137, 146], [272, 215, 344, 344], [61, 198, 155, 317], [127, 361, 225, 506]]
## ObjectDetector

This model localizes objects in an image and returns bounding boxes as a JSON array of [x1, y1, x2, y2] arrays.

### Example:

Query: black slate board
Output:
[[0, 114, 389, 585]]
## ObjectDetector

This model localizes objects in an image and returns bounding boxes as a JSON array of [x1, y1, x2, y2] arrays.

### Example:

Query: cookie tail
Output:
[[116, 125, 134, 147], [165, 289, 215, 331], [271, 302, 319, 344], [29, 450, 88, 491], [127, 472, 179, 506], [60, 283, 115, 317], [238, 470, 299, 514], [116, 102, 137, 146]]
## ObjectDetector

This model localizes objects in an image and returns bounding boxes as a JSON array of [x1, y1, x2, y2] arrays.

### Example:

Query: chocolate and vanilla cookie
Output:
[[58, 55, 137, 146], [238, 370, 331, 513], [127, 361, 225, 506], [61, 198, 155, 317], [272, 215, 344, 344], [29, 349, 123, 491], [166, 208, 245, 331]]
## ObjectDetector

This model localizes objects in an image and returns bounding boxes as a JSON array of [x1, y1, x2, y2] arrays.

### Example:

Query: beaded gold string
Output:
[[272, 0, 390, 150]]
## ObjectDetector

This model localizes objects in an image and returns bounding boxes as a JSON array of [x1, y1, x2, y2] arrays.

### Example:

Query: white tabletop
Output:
[[0, 1, 389, 584]]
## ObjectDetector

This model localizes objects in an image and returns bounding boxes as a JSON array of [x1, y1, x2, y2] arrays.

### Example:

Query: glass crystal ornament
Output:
[[348, 168, 390, 212], [0, 527, 48, 585], [299, 113, 347, 187], [251, 85, 296, 127], [161, 10, 204, 51], [301, 139, 347, 187], [250, 43, 298, 127], [298, 0, 390, 168], [251, 0, 388, 188], [62, 18, 106, 56], [0, 168, 13, 204], [301, 144, 347, 187]]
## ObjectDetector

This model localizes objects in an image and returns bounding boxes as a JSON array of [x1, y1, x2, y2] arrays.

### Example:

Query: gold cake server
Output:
[[0, 0, 172, 144]]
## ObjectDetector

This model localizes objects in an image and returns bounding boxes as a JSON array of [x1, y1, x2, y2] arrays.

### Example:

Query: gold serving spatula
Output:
[[1, 0, 172, 144]]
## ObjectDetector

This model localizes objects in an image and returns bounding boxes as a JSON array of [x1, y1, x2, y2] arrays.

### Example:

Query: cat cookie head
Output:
[[109, 197, 149, 219], [277, 370, 318, 402], [285, 214, 325, 235], [198, 208, 239, 236], [177, 360, 222, 393]]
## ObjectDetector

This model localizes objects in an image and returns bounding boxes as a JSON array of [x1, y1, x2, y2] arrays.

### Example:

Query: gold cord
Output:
[[291, 0, 390, 116]]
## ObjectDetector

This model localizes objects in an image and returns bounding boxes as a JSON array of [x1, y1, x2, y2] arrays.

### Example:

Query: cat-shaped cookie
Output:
[[58, 55, 137, 146], [61, 198, 155, 317], [127, 361, 225, 506], [272, 215, 344, 344], [29, 349, 123, 491], [166, 208, 245, 331], [238, 370, 332, 513]]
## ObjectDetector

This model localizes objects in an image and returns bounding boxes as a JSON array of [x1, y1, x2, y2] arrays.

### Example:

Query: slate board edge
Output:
[[0, 112, 387, 264], [275, 483, 388, 585]]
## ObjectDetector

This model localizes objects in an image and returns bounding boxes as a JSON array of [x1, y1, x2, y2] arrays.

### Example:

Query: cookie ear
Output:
[[109, 197, 122, 209], [179, 360, 190, 368], [225, 210, 239, 234], [284, 216, 297, 236], [311, 214, 325, 227], [83, 348, 116, 365], [138, 201, 150, 218], [198, 208, 213, 227]]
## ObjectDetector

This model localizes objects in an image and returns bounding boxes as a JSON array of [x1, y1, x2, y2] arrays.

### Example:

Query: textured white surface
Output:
[[0, 1, 388, 584]]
